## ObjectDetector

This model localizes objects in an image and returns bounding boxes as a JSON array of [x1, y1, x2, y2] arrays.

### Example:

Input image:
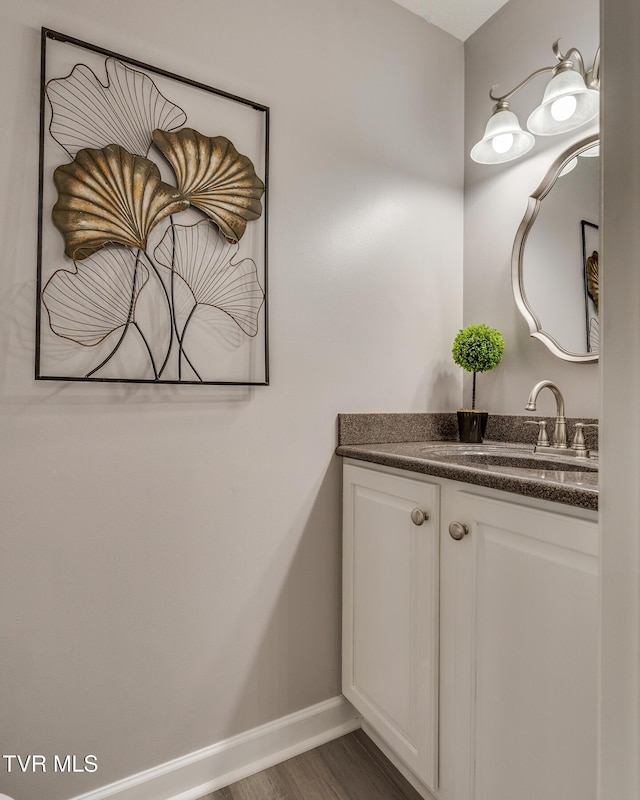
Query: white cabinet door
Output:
[[342, 464, 440, 790], [442, 489, 598, 800]]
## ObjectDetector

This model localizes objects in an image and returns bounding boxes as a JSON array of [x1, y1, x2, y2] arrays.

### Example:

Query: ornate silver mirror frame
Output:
[[512, 132, 600, 362]]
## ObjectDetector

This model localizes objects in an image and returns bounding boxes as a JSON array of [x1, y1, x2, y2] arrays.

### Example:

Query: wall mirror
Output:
[[512, 133, 600, 362]]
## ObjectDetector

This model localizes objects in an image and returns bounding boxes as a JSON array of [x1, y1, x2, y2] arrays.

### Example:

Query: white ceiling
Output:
[[389, 0, 511, 41]]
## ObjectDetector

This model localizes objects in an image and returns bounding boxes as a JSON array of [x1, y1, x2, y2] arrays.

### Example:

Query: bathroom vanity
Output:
[[337, 414, 598, 800]]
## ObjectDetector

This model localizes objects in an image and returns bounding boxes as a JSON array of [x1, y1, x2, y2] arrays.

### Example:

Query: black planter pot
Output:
[[457, 409, 489, 443]]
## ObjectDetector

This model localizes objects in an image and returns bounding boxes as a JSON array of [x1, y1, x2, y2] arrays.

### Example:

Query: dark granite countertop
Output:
[[336, 414, 599, 512]]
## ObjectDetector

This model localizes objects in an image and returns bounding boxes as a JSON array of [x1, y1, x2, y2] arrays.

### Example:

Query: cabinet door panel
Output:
[[451, 491, 598, 800], [342, 464, 439, 789]]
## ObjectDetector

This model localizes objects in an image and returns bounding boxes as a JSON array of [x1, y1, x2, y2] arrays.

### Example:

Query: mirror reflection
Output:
[[512, 135, 600, 361]]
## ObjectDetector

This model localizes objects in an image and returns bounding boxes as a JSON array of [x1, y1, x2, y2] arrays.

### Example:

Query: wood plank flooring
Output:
[[199, 730, 424, 800]]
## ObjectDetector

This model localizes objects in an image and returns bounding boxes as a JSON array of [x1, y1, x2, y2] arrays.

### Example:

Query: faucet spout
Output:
[[526, 380, 566, 416], [524, 380, 567, 448]]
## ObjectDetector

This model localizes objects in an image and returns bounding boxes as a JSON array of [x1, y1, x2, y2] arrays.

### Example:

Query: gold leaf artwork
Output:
[[52, 144, 189, 260], [152, 128, 265, 242], [586, 250, 599, 312]]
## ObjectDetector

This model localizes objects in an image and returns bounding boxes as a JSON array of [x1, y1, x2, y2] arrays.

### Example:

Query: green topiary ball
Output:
[[452, 324, 505, 374]]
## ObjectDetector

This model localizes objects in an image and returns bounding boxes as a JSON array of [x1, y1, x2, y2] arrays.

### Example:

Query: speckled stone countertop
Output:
[[336, 413, 598, 511]]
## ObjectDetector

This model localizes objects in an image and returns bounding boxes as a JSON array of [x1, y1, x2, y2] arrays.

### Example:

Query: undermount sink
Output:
[[419, 443, 598, 472]]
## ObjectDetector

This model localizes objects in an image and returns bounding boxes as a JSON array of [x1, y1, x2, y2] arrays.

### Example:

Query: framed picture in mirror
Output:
[[581, 220, 599, 354]]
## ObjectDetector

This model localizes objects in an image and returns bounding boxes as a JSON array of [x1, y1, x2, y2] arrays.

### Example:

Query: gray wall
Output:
[[0, 1, 463, 798], [600, 0, 640, 795], [464, 0, 600, 417]]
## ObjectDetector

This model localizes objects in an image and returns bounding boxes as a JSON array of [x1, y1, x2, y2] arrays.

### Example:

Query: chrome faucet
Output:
[[525, 380, 568, 451]]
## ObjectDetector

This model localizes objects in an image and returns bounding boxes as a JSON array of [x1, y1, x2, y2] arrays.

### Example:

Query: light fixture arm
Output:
[[489, 66, 554, 104], [555, 40, 600, 88], [488, 39, 600, 104], [584, 47, 600, 90]]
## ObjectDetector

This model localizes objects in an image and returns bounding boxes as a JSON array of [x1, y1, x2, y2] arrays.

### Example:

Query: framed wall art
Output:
[[37, 29, 269, 384]]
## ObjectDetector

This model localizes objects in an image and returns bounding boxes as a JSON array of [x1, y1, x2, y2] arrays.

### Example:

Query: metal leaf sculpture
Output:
[[46, 58, 187, 158], [38, 30, 268, 384], [52, 144, 190, 260], [154, 220, 264, 335], [586, 250, 599, 312], [152, 128, 265, 242], [42, 246, 149, 346], [589, 318, 599, 352]]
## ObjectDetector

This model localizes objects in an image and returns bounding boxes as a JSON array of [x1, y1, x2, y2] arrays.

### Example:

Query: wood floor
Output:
[[199, 730, 424, 800]]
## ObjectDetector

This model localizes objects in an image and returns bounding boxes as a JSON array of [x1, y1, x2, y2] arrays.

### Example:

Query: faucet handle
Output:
[[571, 422, 599, 450], [571, 422, 600, 451], [524, 419, 549, 447], [571, 422, 588, 451]]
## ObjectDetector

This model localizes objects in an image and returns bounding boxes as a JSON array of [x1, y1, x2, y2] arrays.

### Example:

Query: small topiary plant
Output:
[[452, 324, 505, 410]]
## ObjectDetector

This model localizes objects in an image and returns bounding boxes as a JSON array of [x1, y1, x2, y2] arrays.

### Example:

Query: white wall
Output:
[[464, 0, 600, 417], [0, 1, 463, 798]]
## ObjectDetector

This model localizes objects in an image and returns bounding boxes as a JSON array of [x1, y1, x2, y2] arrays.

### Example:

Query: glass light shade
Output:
[[470, 108, 535, 164], [527, 69, 599, 135]]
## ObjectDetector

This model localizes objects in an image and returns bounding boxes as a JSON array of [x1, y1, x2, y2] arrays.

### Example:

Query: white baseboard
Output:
[[68, 696, 362, 800]]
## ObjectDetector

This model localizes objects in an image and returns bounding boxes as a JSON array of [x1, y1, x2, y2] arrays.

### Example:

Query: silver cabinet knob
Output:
[[448, 521, 469, 541], [411, 508, 429, 526]]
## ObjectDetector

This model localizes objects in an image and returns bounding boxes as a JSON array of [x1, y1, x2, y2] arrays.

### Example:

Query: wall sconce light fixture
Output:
[[470, 39, 600, 165]]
